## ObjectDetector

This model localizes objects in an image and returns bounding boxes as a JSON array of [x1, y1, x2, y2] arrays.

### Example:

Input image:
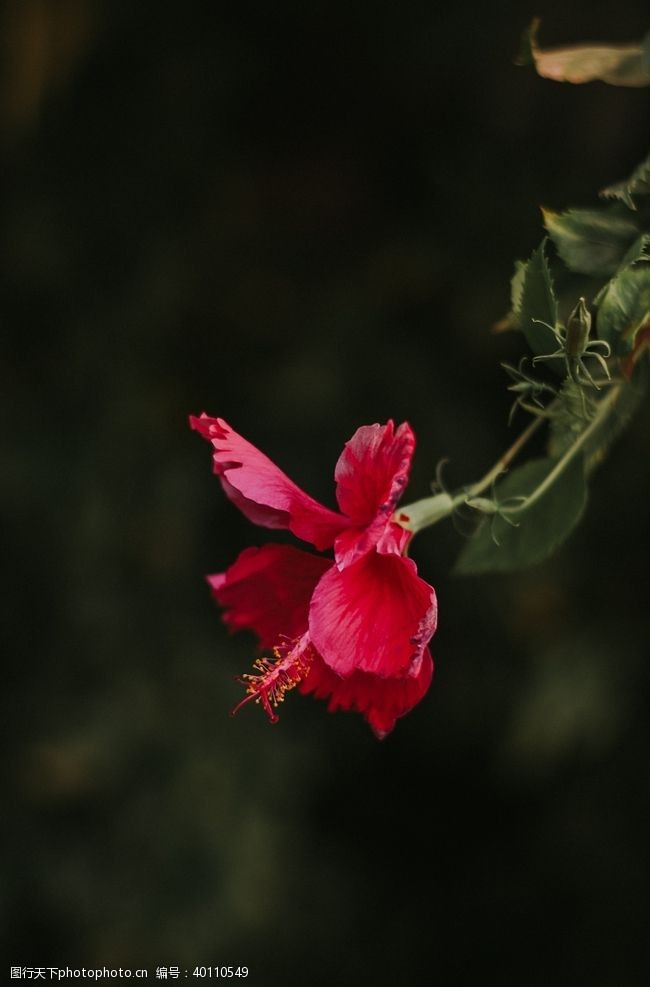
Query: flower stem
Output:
[[499, 382, 622, 516], [399, 410, 546, 533], [399, 381, 624, 534], [465, 413, 546, 499]]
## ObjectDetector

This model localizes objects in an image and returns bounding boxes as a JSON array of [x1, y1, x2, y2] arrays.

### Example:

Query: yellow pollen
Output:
[[231, 637, 313, 724]]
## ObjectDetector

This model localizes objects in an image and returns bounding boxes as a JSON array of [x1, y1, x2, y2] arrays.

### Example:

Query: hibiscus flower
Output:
[[190, 414, 437, 737]]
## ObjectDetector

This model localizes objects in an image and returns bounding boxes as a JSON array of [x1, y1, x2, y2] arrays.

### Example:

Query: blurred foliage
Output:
[[518, 17, 650, 86], [460, 141, 649, 575], [2, 1, 650, 984]]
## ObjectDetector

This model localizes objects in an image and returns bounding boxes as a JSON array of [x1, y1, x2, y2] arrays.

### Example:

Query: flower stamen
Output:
[[231, 633, 314, 724]]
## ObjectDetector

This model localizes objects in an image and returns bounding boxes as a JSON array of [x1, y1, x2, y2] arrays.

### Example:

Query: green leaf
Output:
[[596, 263, 650, 352], [542, 206, 640, 278], [518, 241, 560, 359], [600, 153, 650, 210], [455, 456, 587, 575], [618, 233, 650, 270], [518, 19, 650, 87], [584, 362, 649, 472], [593, 235, 650, 306], [547, 380, 598, 459]]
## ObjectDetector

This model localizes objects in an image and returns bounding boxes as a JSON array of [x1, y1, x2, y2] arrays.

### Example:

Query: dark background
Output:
[[3, 1, 649, 983]]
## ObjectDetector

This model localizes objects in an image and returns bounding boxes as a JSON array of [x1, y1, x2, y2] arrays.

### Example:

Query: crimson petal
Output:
[[190, 414, 347, 550], [208, 544, 331, 649], [309, 550, 437, 678], [301, 648, 434, 738], [333, 421, 415, 566]]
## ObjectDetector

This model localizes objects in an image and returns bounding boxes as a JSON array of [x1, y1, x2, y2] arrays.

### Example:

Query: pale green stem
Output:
[[400, 413, 545, 533], [499, 382, 622, 516], [465, 413, 546, 498], [399, 382, 623, 534]]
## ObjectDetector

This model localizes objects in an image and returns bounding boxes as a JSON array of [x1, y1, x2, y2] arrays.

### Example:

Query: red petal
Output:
[[334, 518, 411, 568], [301, 648, 434, 737], [190, 414, 347, 550], [208, 544, 331, 649], [333, 421, 415, 566], [308, 551, 437, 678]]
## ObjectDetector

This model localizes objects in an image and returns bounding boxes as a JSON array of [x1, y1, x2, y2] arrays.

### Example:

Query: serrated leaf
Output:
[[455, 456, 587, 575], [618, 233, 650, 270], [584, 362, 648, 472], [519, 241, 560, 360], [600, 153, 650, 210], [518, 19, 650, 87], [596, 263, 650, 352], [491, 260, 528, 334], [542, 206, 640, 278]]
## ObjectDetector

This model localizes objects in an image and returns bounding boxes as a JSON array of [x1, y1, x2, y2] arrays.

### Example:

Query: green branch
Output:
[[399, 381, 626, 536]]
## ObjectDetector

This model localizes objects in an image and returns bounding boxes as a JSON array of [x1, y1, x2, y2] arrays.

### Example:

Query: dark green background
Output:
[[3, 1, 649, 983]]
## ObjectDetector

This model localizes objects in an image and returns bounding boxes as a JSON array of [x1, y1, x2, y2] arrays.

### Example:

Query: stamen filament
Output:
[[231, 633, 313, 724]]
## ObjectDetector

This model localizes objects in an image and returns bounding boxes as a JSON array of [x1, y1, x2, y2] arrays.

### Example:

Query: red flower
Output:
[[190, 415, 437, 737]]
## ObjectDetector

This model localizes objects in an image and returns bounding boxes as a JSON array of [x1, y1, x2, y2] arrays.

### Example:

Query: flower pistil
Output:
[[231, 633, 314, 724]]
